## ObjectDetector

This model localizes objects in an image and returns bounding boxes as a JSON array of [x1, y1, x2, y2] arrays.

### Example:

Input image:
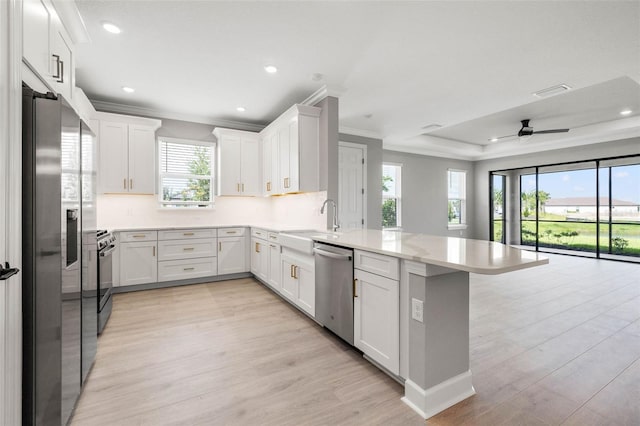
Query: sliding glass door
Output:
[[490, 155, 640, 262]]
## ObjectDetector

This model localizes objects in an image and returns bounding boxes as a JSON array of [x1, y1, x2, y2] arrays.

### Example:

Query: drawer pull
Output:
[[269, 235, 277, 239], [183, 267, 195, 271], [225, 231, 237, 234], [255, 231, 262, 236], [183, 232, 195, 236], [132, 234, 146, 238], [183, 247, 194, 251]]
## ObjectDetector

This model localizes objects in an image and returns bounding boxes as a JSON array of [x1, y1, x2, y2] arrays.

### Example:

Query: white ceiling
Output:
[[73, 1, 640, 160]]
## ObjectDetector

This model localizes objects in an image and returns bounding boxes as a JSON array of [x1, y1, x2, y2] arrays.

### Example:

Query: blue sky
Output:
[[521, 164, 640, 204]]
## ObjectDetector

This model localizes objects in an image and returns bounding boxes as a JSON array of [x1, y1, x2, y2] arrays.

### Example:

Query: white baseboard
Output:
[[401, 370, 476, 419]]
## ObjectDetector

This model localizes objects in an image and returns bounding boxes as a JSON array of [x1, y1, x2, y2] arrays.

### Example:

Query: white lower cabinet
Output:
[[354, 268, 399, 375], [158, 257, 217, 282], [280, 250, 315, 317], [120, 240, 158, 286], [218, 235, 247, 275], [250, 237, 268, 281], [267, 242, 281, 290]]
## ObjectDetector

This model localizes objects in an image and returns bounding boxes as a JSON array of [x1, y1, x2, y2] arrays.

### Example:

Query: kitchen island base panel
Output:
[[402, 371, 475, 419]]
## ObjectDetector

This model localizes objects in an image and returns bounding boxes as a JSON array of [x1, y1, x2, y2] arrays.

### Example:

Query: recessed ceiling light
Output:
[[489, 137, 499, 142], [311, 73, 324, 82], [264, 65, 278, 74], [102, 22, 121, 34], [236, 106, 246, 112], [121, 86, 135, 93], [620, 109, 632, 116]]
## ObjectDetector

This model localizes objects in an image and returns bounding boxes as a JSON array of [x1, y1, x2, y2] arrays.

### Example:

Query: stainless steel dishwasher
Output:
[[314, 242, 354, 345]]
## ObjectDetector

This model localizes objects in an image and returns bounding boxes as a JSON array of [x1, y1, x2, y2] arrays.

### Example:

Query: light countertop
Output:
[[112, 223, 311, 233], [307, 229, 548, 275]]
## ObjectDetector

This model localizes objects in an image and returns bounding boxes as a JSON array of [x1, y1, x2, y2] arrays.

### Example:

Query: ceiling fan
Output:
[[490, 119, 570, 142]]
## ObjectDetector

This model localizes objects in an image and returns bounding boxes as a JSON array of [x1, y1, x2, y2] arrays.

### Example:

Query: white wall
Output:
[[383, 150, 475, 238], [473, 137, 640, 240], [97, 191, 328, 230]]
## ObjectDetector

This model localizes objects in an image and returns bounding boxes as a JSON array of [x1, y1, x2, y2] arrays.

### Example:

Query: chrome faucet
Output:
[[321, 199, 340, 232]]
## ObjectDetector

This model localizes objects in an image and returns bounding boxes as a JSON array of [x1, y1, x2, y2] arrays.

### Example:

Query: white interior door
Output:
[[339, 143, 366, 229]]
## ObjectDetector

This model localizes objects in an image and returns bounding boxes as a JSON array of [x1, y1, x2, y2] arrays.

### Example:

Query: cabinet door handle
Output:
[[284, 177, 290, 188], [293, 265, 298, 279], [242, 183, 245, 192], [270, 244, 276, 248], [266, 181, 271, 191], [219, 242, 222, 252], [353, 278, 358, 298], [152, 246, 156, 257], [58, 60, 64, 83], [51, 54, 61, 79], [290, 264, 294, 278], [255, 242, 260, 253], [123, 178, 127, 189], [237, 183, 240, 192]]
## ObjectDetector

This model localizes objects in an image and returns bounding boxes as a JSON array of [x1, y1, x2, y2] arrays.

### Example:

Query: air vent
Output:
[[533, 84, 571, 98], [421, 123, 442, 133]]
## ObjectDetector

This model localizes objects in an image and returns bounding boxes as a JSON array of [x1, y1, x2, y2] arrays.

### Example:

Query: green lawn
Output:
[[492, 220, 640, 257]]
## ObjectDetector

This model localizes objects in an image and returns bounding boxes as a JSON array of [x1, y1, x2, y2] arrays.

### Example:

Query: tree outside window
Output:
[[382, 163, 402, 228], [448, 170, 466, 226], [158, 137, 215, 208]]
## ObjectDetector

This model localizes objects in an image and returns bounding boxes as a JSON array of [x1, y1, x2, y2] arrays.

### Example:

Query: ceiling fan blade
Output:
[[532, 129, 570, 134], [489, 134, 517, 142]]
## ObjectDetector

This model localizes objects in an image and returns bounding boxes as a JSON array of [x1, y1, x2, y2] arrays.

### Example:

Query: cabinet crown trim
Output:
[[259, 104, 321, 136], [95, 111, 162, 130]]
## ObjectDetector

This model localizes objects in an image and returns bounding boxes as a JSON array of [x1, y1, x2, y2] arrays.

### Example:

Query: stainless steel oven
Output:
[[97, 230, 115, 334]]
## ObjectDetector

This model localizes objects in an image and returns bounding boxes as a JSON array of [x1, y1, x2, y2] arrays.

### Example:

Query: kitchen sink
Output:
[[279, 230, 343, 254]]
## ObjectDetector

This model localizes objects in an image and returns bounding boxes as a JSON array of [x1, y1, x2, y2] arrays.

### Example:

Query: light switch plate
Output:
[[412, 298, 424, 323]]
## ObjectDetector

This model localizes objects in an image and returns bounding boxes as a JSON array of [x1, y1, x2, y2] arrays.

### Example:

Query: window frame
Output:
[[382, 162, 402, 230], [447, 168, 467, 230], [157, 136, 216, 209]]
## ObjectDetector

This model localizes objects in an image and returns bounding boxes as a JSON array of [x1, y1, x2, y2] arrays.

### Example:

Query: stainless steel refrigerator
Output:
[[22, 85, 97, 426]]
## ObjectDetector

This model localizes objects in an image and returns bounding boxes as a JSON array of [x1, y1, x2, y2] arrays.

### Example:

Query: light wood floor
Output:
[[71, 254, 640, 426]]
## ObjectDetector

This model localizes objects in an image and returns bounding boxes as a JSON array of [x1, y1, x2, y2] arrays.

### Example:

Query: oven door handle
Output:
[[99, 245, 116, 257]]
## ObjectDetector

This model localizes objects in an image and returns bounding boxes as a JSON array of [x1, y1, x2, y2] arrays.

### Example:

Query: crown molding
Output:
[[89, 100, 266, 132], [51, 0, 91, 44], [339, 126, 383, 140], [301, 84, 346, 106]]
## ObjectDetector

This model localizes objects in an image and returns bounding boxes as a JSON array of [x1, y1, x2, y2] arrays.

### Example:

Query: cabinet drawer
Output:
[[158, 257, 217, 282], [354, 250, 399, 280], [267, 232, 280, 243], [218, 227, 246, 237], [158, 238, 216, 261], [120, 231, 158, 242], [158, 228, 216, 240], [251, 228, 268, 239]]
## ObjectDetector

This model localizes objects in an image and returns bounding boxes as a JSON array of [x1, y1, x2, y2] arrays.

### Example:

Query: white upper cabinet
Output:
[[97, 113, 162, 194], [259, 104, 321, 195], [213, 128, 261, 196], [23, 0, 76, 102]]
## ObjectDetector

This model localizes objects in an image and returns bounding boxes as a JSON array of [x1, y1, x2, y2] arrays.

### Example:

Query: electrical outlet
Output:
[[411, 298, 424, 323]]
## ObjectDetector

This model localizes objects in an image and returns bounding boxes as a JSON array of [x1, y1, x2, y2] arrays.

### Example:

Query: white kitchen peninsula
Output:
[[306, 229, 548, 419]]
